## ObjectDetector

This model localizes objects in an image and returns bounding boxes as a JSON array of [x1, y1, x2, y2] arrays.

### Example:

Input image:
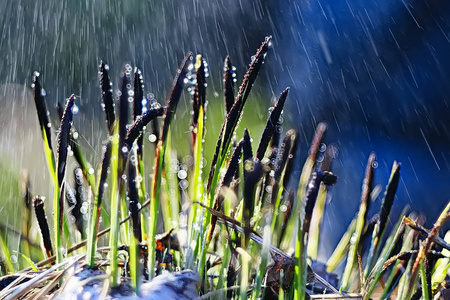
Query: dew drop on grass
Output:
[[68, 215, 76, 224], [179, 179, 188, 190], [148, 134, 157, 142], [372, 161, 379, 168], [10, 255, 17, 264], [178, 169, 187, 180], [350, 233, 357, 244], [88, 168, 94, 175], [71, 104, 79, 115]]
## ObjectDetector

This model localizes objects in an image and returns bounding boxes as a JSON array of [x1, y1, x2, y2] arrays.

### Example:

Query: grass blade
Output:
[[32, 72, 53, 154], [191, 55, 207, 145], [340, 153, 375, 292], [256, 87, 289, 160], [54, 94, 75, 264], [308, 145, 337, 260], [281, 122, 326, 249], [223, 56, 236, 115], [296, 171, 337, 299], [99, 61, 116, 135], [86, 141, 112, 267], [133, 67, 145, 157], [127, 147, 142, 294], [33, 196, 53, 258], [364, 162, 401, 280], [148, 52, 193, 279]]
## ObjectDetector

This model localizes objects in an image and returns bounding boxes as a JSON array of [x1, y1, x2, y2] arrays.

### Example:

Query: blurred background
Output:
[[0, 0, 449, 260]]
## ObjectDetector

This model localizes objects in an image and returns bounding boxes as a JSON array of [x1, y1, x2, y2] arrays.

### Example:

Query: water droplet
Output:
[[319, 143, 327, 152], [71, 104, 79, 115], [148, 134, 157, 142], [178, 169, 188, 180], [10, 255, 17, 264], [88, 168, 94, 175], [179, 179, 189, 190]]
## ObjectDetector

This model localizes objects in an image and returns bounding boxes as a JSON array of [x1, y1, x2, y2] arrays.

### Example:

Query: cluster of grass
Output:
[[0, 36, 449, 299]]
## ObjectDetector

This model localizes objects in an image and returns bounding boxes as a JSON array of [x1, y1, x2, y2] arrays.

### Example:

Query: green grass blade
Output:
[[281, 122, 326, 249], [108, 125, 121, 287], [341, 153, 375, 292], [148, 53, 193, 279], [86, 141, 112, 267]]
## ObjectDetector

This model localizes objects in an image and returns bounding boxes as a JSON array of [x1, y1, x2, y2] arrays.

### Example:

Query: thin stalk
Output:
[[341, 153, 375, 292], [295, 171, 337, 300], [54, 94, 75, 264], [108, 125, 120, 287], [420, 258, 430, 300], [86, 141, 112, 267], [148, 53, 193, 279], [127, 147, 142, 294], [281, 123, 326, 249]]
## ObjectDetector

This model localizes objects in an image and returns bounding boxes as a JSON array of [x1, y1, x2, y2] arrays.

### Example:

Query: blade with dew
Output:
[[133, 67, 145, 157], [191, 55, 207, 145], [56, 101, 95, 190], [54, 94, 75, 264], [86, 141, 112, 267], [296, 171, 337, 299], [32, 72, 53, 155], [270, 130, 298, 244], [364, 162, 401, 279], [341, 153, 375, 292], [127, 147, 142, 294], [124, 104, 164, 150], [281, 122, 327, 249], [99, 61, 116, 135], [256, 87, 289, 160], [56, 95, 75, 187], [148, 52, 193, 279], [308, 145, 337, 260], [223, 56, 236, 115], [118, 64, 132, 161]]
